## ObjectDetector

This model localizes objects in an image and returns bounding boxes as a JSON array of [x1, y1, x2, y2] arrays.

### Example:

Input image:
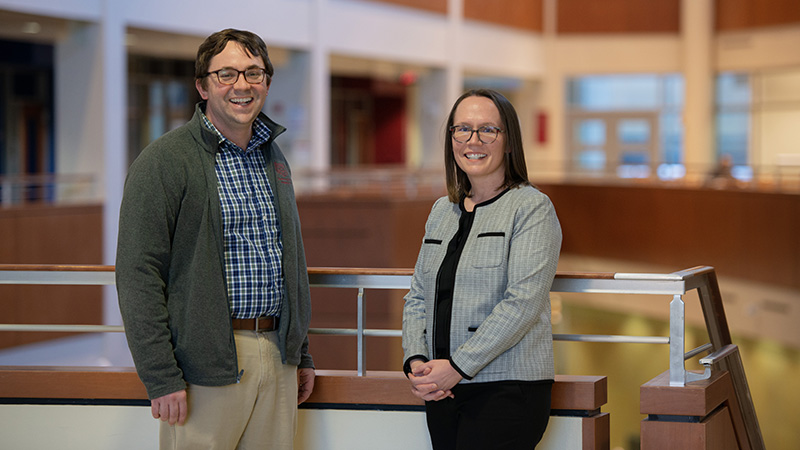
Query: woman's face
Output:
[[451, 96, 506, 187]]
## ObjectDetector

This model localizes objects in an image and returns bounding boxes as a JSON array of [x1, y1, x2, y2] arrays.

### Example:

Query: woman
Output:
[[402, 89, 562, 449]]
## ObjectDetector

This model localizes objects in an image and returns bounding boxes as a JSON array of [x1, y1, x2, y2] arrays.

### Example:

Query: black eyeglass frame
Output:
[[449, 125, 504, 144], [203, 68, 268, 85]]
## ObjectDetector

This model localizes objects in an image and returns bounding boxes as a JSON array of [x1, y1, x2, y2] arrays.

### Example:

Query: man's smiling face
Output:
[[195, 41, 269, 141]]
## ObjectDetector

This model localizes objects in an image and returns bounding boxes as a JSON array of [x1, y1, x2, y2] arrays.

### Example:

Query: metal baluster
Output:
[[357, 288, 366, 376], [669, 294, 685, 386]]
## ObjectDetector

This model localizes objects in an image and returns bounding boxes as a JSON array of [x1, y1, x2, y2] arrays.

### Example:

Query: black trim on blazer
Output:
[[448, 357, 473, 380], [476, 232, 505, 238], [403, 354, 429, 377]]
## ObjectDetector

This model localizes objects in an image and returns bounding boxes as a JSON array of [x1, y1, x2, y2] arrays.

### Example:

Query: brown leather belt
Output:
[[231, 315, 277, 331]]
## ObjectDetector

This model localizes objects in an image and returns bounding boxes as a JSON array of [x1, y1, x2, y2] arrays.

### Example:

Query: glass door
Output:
[[569, 112, 658, 179]]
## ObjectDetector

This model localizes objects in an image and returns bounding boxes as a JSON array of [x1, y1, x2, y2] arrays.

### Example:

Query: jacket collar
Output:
[[188, 101, 287, 155]]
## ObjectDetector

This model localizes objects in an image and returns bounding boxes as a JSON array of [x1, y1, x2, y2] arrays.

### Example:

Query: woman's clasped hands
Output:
[[407, 359, 463, 401]]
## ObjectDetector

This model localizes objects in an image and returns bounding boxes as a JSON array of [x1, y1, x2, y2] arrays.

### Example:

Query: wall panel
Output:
[[540, 183, 800, 290], [716, 0, 800, 31], [0, 205, 103, 350], [557, 0, 680, 34], [297, 193, 435, 371], [363, 0, 447, 15], [465, 0, 544, 32]]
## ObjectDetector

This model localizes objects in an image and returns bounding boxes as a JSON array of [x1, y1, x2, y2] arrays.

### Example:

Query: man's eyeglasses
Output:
[[204, 68, 267, 85], [450, 125, 503, 144]]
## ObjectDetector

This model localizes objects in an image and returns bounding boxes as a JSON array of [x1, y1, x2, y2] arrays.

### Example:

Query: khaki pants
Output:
[[160, 330, 298, 450]]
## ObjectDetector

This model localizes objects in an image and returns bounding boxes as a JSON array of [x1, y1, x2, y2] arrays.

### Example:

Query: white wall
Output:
[[0, 403, 585, 450], [121, 0, 314, 49], [716, 25, 800, 72], [754, 69, 800, 168], [0, 0, 102, 21]]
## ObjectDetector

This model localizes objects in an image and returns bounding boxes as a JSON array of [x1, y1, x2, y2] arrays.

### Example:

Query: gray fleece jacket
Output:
[[116, 103, 313, 400]]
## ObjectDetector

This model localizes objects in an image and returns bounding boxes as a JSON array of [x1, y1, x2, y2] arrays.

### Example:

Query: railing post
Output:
[[357, 287, 366, 376], [696, 272, 766, 450], [669, 294, 685, 386]]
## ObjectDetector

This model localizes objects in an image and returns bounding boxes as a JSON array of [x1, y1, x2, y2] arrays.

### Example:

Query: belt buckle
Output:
[[255, 316, 272, 331]]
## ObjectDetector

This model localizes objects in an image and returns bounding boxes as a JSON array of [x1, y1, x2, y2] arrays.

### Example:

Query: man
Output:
[[116, 29, 314, 449]]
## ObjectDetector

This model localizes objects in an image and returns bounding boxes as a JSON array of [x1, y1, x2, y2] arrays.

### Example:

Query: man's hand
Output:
[[297, 368, 315, 404], [150, 389, 187, 426]]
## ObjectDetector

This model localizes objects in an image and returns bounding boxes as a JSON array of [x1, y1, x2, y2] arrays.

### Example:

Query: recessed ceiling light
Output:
[[22, 22, 41, 34]]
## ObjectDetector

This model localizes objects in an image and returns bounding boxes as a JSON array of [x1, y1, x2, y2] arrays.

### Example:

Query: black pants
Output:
[[425, 380, 553, 450]]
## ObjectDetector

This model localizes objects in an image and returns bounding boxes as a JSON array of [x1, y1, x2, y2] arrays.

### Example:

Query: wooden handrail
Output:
[[308, 267, 412, 276], [0, 264, 114, 272], [670, 265, 717, 279], [0, 365, 605, 413], [0, 264, 617, 280]]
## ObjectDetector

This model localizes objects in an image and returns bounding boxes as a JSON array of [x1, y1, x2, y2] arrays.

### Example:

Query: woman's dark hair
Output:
[[444, 88, 530, 203], [195, 29, 274, 88]]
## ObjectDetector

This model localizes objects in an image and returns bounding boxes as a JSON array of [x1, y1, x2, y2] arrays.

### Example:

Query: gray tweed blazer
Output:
[[402, 185, 562, 383]]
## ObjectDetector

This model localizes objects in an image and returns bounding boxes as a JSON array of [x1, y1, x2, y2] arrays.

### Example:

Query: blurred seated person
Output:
[[706, 154, 738, 189]]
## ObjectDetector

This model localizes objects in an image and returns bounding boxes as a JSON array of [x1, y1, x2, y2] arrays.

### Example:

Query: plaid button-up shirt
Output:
[[202, 112, 284, 319]]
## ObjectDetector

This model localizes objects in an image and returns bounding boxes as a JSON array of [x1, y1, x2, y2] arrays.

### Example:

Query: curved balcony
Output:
[[0, 265, 763, 449]]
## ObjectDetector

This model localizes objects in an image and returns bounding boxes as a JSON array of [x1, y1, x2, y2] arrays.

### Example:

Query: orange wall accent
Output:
[[464, 0, 544, 32], [715, 0, 800, 31], [0, 205, 103, 350], [540, 183, 800, 290], [0, 204, 103, 264], [361, 0, 544, 31], [361, 0, 447, 15], [557, 0, 680, 34], [297, 193, 435, 371], [363, 0, 800, 34]]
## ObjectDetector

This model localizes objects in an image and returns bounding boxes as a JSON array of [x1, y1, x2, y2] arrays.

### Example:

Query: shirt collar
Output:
[[200, 107, 271, 152]]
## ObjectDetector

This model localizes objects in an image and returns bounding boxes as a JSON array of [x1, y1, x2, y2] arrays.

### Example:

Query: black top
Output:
[[433, 206, 474, 359], [433, 190, 509, 365]]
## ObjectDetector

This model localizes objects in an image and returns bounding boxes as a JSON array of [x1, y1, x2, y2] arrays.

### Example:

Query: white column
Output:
[[513, 79, 541, 176], [446, 0, 464, 103], [269, 50, 313, 170], [53, 6, 129, 365], [413, 70, 449, 170], [54, 23, 103, 201], [681, 0, 715, 176], [310, 0, 331, 173], [100, 0, 130, 365], [403, 0, 463, 174], [539, 0, 566, 181], [407, 0, 461, 173]]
